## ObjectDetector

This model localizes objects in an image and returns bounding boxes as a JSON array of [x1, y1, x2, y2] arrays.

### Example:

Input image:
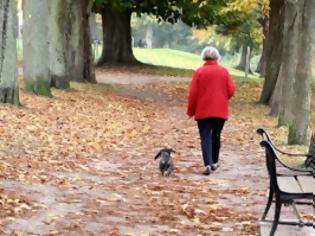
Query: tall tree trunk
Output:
[[235, 43, 252, 72], [65, 0, 84, 82], [256, 17, 268, 77], [0, 0, 19, 104], [255, 53, 263, 76], [23, 0, 51, 97], [288, 0, 315, 145], [146, 26, 153, 48], [97, 7, 139, 66], [89, 13, 97, 42], [64, 0, 95, 83], [48, 0, 69, 89], [82, 0, 96, 83], [269, 64, 283, 116], [309, 132, 315, 154], [259, 0, 284, 104], [278, 0, 303, 126]]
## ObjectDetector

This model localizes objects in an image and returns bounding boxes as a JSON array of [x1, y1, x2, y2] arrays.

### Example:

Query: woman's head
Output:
[[201, 46, 221, 61]]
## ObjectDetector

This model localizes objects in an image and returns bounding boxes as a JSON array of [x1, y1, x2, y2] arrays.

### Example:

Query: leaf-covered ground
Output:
[[0, 72, 313, 236]]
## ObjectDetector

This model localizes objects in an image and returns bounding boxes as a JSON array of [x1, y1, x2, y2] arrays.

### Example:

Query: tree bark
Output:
[[255, 53, 263, 76], [64, 0, 96, 83], [288, 0, 315, 145], [309, 132, 315, 154], [256, 17, 268, 77], [89, 13, 97, 42], [235, 43, 252, 73], [82, 0, 96, 83], [269, 64, 283, 116], [48, 0, 69, 89], [97, 7, 139, 66], [23, 0, 52, 97], [259, 0, 284, 104], [65, 0, 84, 82], [0, 0, 19, 104], [278, 0, 303, 126]]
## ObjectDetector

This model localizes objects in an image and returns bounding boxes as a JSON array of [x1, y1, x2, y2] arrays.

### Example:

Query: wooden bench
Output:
[[256, 128, 314, 236]]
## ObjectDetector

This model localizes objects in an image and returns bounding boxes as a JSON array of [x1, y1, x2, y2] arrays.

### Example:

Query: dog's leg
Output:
[[164, 166, 173, 176]]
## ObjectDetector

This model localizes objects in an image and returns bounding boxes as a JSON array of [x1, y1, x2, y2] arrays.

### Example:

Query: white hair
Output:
[[201, 46, 221, 61]]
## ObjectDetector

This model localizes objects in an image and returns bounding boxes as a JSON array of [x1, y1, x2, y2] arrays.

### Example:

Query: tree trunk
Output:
[[288, 0, 315, 145], [146, 26, 153, 48], [235, 44, 252, 72], [0, 0, 19, 104], [309, 132, 315, 154], [256, 53, 263, 76], [269, 64, 283, 116], [48, 0, 69, 89], [82, 0, 96, 83], [97, 7, 139, 66], [65, 0, 84, 82], [259, 0, 284, 104], [278, 0, 303, 126], [89, 13, 97, 42], [256, 17, 268, 77], [23, 0, 52, 97], [64, 0, 96, 83]]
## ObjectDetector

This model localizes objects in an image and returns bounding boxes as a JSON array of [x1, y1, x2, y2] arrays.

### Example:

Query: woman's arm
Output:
[[227, 72, 235, 99], [187, 71, 199, 117]]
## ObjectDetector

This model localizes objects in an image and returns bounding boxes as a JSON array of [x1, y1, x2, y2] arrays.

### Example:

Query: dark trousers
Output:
[[197, 117, 225, 167]]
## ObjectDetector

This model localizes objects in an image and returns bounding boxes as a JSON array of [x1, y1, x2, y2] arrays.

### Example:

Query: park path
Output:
[[95, 69, 192, 84], [1, 69, 312, 235]]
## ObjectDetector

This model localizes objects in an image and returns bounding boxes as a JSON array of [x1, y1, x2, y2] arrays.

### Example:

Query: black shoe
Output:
[[211, 163, 220, 171], [202, 165, 211, 175]]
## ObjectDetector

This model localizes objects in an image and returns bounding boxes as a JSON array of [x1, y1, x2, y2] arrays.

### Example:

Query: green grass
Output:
[[133, 48, 202, 70], [133, 48, 260, 80], [93, 46, 261, 79]]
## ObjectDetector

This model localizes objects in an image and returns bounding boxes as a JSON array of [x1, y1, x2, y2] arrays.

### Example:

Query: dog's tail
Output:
[[154, 151, 161, 160], [154, 148, 175, 160]]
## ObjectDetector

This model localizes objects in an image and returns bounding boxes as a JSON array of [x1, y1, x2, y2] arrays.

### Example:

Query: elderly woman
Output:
[[187, 46, 235, 175]]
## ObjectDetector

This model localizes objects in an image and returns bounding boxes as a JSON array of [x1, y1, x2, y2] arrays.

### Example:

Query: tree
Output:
[[288, 0, 315, 145], [46, 0, 96, 86], [259, 0, 284, 104], [309, 132, 315, 154], [0, 0, 19, 104], [23, 0, 52, 97], [233, 35, 255, 73], [255, 16, 268, 77], [65, 0, 96, 83], [277, 0, 302, 126], [132, 15, 201, 52], [94, 0, 226, 66], [48, 0, 69, 89], [214, 0, 268, 72], [267, 0, 314, 144]]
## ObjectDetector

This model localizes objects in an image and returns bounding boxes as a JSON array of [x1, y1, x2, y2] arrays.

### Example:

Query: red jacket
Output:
[[187, 60, 235, 120]]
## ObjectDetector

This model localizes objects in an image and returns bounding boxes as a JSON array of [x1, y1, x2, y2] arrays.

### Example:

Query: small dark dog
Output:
[[154, 148, 175, 176]]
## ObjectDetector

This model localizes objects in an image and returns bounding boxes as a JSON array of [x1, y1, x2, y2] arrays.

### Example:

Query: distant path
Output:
[[19, 67, 192, 85], [96, 69, 191, 84]]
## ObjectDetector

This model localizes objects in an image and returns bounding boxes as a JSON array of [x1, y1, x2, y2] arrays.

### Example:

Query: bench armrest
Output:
[[256, 128, 314, 158]]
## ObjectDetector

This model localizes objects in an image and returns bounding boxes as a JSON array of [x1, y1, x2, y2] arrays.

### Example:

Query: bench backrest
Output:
[[257, 128, 313, 173], [260, 140, 282, 193]]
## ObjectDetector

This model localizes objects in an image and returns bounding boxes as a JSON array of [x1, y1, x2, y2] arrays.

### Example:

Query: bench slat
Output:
[[277, 176, 303, 193], [296, 176, 314, 193]]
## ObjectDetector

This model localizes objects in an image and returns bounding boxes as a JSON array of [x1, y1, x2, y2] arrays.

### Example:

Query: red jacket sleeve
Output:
[[227, 72, 235, 99], [187, 71, 199, 117]]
